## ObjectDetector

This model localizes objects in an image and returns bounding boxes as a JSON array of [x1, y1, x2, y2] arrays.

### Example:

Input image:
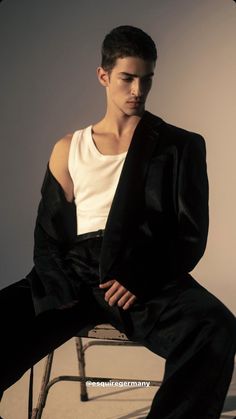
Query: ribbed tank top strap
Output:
[[68, 129, 81, 183]]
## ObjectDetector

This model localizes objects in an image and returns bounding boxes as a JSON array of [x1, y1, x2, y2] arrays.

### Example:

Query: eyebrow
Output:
[[118, 71, 154, 78]]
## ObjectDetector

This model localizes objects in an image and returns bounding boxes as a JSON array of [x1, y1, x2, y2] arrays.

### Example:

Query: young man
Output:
[[0, 25, 235, 419]]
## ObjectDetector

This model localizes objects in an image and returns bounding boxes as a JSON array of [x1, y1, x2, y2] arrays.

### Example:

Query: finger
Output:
[[108, 289, 130, 306], [105, 283, 123, 303], [117, 291, 133, 307], [99, 280, 116, 289], [122, 295, 137, 310]]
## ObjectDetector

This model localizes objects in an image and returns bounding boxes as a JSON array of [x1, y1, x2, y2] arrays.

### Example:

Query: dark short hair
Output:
[[101, 25, 157, 71]]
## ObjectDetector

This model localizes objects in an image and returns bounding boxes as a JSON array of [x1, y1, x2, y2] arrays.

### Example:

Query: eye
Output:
[[142, 76, 153, 83], [121, 77, 133, 82]]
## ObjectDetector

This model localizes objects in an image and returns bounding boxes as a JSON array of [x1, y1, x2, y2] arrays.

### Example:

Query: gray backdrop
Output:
[[1, 0, 236, 313]]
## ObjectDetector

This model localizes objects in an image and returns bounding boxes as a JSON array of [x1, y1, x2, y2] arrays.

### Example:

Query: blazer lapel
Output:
[[100, 111, 163, 281]]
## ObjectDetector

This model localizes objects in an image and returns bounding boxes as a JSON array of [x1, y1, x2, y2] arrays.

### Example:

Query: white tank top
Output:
[[68, 125, 127, 235]]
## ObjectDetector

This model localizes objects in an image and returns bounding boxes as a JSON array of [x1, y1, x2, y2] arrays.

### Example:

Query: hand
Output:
[[99, 279, 136, 310]]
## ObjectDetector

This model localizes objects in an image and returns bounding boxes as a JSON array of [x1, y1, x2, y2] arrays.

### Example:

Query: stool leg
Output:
[[31, 352, 54, 419], [28, 367, 34, 419], [75, 337, 88, 401]]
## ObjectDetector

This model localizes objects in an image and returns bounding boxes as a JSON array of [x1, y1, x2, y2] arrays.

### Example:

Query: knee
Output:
[[205, 298, 236, 352]]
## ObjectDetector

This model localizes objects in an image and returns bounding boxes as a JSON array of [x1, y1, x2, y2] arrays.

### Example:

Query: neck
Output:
[[98, 108, 145, 138]]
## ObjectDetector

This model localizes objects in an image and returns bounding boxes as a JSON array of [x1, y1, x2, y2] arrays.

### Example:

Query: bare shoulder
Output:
[[49, 133, 74, 202], [50, 133, 73, 161]]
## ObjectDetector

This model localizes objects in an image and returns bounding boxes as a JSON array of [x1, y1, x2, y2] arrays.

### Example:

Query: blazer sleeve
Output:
[[27, 166, 80, 314], [173, 134, 209, 274]]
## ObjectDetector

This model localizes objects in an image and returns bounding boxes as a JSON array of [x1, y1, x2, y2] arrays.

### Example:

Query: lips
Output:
[[127, 101, 144, 104]]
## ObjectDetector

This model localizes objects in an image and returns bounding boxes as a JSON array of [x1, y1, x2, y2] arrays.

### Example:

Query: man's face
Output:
[[99, 56, 155, 117]]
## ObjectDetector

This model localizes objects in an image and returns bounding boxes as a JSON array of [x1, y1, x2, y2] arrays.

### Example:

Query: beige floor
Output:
[[1, 338, 236, 419]]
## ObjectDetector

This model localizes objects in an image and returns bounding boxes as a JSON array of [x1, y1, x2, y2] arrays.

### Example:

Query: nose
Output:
[[131, 79, 143, 98]]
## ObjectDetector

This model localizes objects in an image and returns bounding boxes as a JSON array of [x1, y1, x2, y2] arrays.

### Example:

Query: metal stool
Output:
[[30, 324, 162, 419]]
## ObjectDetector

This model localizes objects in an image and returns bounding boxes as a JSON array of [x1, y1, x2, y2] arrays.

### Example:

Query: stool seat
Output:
[[85, 323, 129, 340]]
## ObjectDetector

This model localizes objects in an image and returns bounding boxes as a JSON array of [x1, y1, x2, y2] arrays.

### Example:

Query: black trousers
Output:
[[0, 235, 236, 419]]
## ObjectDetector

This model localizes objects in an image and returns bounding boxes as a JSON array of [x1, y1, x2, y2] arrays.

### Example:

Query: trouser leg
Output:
[[0, 277, 107, 393], [0, 235, 129, 395], [140, 277, 236, 419]]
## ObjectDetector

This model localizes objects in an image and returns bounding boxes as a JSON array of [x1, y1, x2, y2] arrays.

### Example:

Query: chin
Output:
[[124, 107, 145, 117]]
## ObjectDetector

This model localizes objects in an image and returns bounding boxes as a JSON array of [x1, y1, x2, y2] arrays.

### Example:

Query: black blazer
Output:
[[27, 111, 209, 315]]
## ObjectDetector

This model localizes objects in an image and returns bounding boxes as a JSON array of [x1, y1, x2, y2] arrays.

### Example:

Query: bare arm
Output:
[[42, 133, 78, 309], [49, 133, 74, 203]]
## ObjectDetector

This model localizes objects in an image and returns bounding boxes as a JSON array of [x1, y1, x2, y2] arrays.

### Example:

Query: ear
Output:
[[97, 66, 110, 87]]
